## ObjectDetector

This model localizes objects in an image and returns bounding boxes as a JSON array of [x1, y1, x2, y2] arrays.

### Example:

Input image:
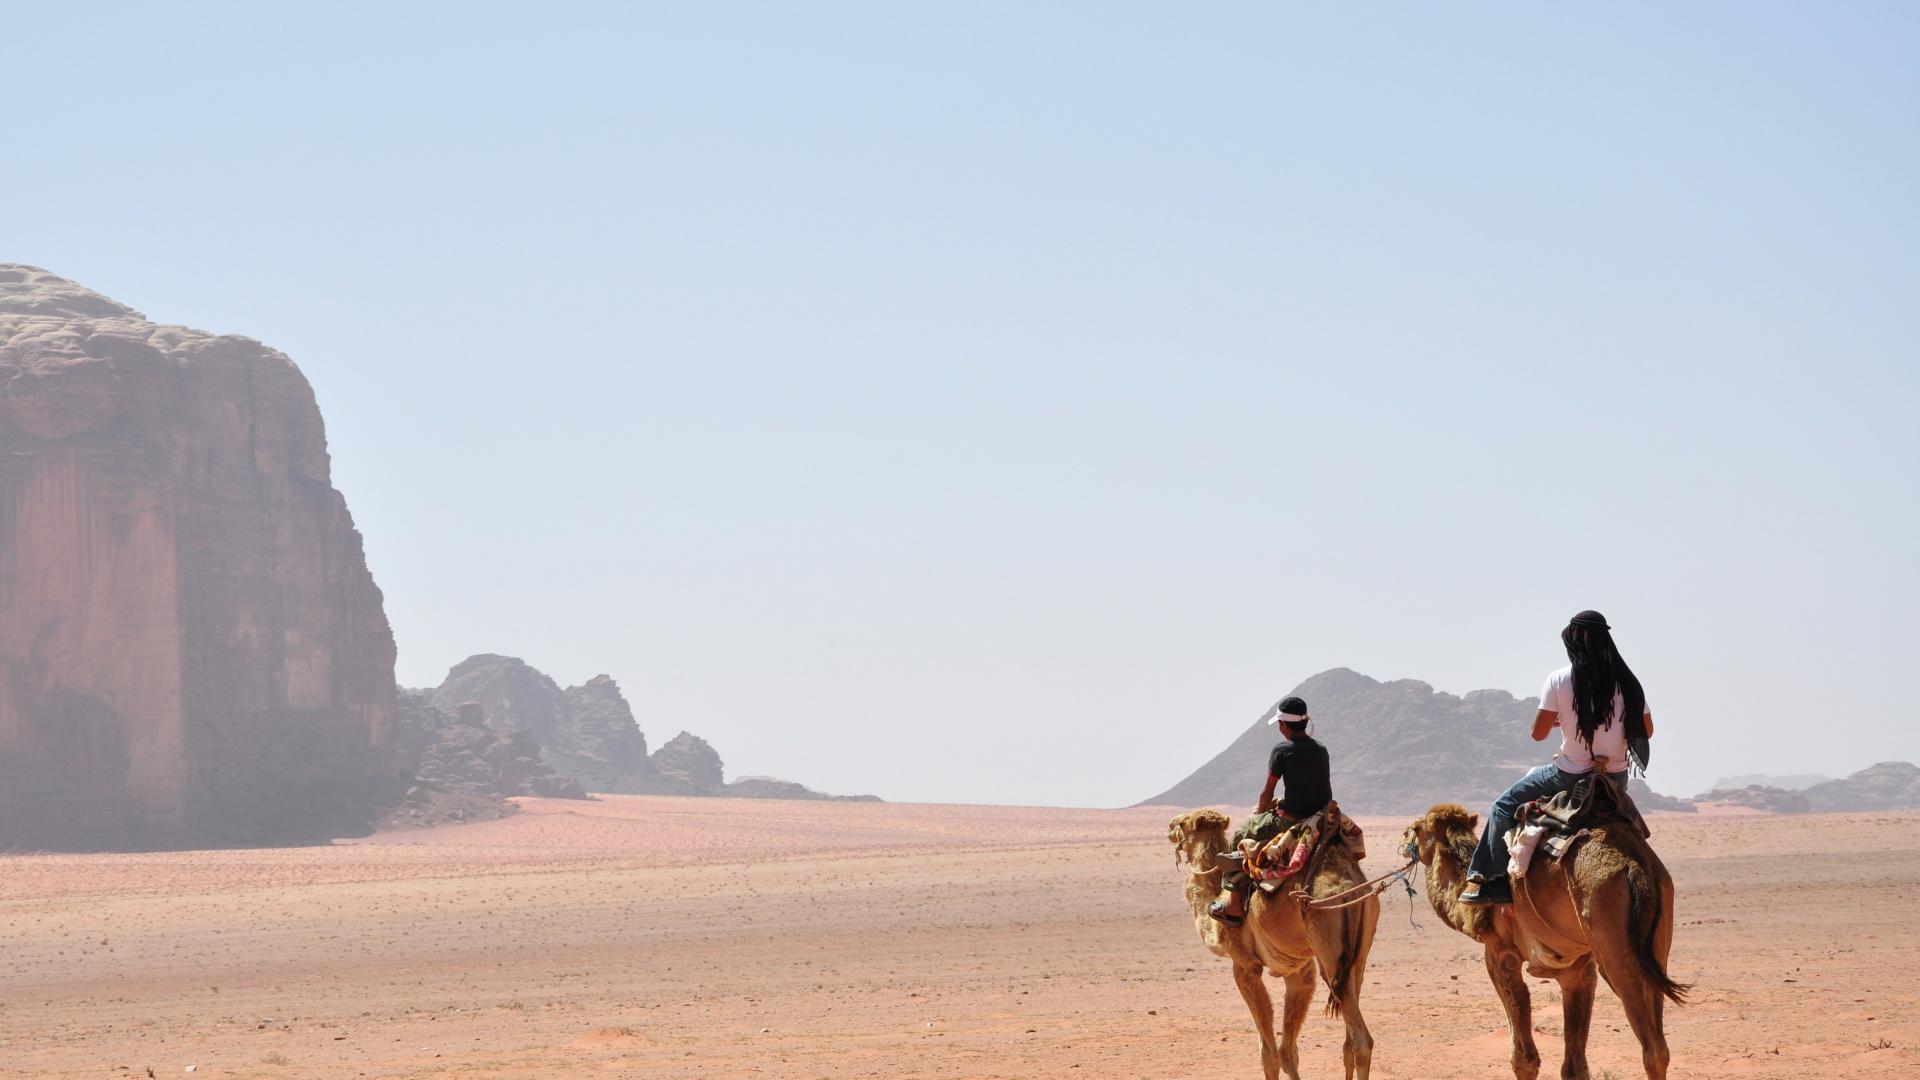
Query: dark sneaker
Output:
[[1460, 877, 1513, 906], [1207, 899, 1246, 927]]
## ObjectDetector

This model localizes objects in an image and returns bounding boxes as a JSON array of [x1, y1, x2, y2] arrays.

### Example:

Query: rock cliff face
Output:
[[0, 266, 396, 849], [1140, 668, 1694, 815]]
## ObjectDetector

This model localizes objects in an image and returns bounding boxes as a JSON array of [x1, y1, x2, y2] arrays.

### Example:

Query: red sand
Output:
[[0, 796, 1913, 1078]]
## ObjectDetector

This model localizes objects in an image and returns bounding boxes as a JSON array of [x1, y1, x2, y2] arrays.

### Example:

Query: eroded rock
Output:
[[651, 731, 725, 794], [0, 266, 397, 849], [395, 690, 586, 801], [556, 675, 656, 792]]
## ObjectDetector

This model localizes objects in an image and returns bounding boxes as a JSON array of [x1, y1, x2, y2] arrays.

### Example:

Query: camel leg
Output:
[[1604, 967, 1671, 1080], [1614, 978, 1670, 1079], [1584, 884, 1672, 1078], [1485, 944, 1542, 1080], [1336, 906, 1377, 1080], [1277, 962, 1315, 1080], [1555, 959, 1597, 1080], [1232, 961, 1283, 1080]]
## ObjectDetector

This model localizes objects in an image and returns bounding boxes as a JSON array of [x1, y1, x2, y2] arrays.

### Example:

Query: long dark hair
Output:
[[1561, 611, 1646, 761]]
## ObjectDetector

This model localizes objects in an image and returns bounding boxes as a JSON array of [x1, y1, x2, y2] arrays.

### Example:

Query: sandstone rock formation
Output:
[[0, 266, 397, 849], [1140, 668, 1695, 815], [651, 731, 725, 794], [395, 692, 586, 801], [557, 675, 656, 792], [431, 655, 657, 792], [433, 654, 570, 747], [428, 653, 864, 800]]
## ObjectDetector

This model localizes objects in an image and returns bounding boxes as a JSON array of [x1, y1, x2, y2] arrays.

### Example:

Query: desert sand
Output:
[[0, 796, 1913, 1079]]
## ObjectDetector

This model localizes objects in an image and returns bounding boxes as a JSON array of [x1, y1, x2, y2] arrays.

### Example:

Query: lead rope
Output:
[[1289, 860, 1425, 933], [1401, 863, 1424, 931], [1291, 856, 1418, 911]]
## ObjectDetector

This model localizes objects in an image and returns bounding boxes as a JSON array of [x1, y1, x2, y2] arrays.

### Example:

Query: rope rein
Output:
[[1290, 857, 1416, 911]]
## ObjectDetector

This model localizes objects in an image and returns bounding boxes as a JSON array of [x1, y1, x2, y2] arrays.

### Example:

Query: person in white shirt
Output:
[[1460, 610, 1655, 905]]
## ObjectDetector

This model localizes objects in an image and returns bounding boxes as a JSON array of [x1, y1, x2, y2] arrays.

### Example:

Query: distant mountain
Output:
[[1710, 773, 1833, 792], [1692, 763, 1920, 813], [1138, 668, 1694, 816], [1802, 762, 1920, 812], [1691, 784, 1810, 813]]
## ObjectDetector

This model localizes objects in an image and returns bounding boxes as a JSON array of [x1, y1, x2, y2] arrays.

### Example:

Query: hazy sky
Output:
[[7, 4, 1916, 806]]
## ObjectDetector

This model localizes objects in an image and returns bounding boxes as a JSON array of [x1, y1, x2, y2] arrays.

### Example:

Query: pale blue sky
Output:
[[6, 4, 1916, 805]]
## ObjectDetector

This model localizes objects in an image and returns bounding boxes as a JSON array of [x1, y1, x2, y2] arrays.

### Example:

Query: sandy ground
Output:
[[0, 796, 1914, 1079]]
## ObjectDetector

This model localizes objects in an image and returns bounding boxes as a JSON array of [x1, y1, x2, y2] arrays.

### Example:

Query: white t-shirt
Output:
[[1539, 664, 1640, 774]]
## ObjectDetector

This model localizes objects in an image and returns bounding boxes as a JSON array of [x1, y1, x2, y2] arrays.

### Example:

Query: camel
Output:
[[1168, 808, 1380, 1080], [1399, 803, 1689, 1080]]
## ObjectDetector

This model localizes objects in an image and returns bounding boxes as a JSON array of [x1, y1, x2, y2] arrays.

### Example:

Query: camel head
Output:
[[1167, 808, 1232, 872], [1402, 803, 1479, 869]]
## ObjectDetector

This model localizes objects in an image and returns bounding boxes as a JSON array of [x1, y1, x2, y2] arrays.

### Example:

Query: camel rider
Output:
[[1461, 610, 1656, 906], [1208, 696, 1332, 927]]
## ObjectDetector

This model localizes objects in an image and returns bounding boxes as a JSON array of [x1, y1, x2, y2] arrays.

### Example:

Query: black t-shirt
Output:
[[1268, 734, 1332, 819]]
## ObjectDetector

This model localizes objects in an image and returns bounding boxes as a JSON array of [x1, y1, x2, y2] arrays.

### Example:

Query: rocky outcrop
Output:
[[1140, 668, 1694, 815], [1692, 785, 1812, 814], [395, 692, 585, 800], [1629, 778, 1697, 813], [1802, 762, 1920, 812], [429, 653, 867, 801], [724, 776, 883, 802], [556, 675, 656, 792], [0, 266, 397, 849], [651, 731, 725, 794], [431, 656, 657, 793], [432, 654, 570, 747]]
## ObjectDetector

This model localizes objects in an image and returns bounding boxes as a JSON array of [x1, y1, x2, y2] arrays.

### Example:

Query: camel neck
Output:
[[1424, 844, 1481, 935], [1183, 839, 1228, 915]]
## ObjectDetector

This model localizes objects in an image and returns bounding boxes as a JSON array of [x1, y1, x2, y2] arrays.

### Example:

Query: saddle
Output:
[[1240, 802, 1367, 893], [1506, 765, 1650, 877]]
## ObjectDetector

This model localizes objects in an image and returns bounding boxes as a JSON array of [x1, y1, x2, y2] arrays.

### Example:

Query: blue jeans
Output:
[[1468, 764, 1584, 882]]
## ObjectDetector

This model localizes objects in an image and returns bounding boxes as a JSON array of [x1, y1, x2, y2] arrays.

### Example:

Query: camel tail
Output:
[[1627, 859, 1690, 1006], [1317, 903, 1364, 1017]]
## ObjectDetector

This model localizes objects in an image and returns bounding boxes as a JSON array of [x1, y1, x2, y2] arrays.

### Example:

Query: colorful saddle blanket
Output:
[[1239, 803, 1366, 891]]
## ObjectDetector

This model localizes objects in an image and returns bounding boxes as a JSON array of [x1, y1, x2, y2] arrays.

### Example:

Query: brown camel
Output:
[[1400, 804, 1689, 1080], [1168, 808, 1380, 1080]]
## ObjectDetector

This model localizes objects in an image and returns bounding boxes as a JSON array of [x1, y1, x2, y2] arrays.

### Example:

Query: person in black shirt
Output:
[[1209, 695, 1334, 927]]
